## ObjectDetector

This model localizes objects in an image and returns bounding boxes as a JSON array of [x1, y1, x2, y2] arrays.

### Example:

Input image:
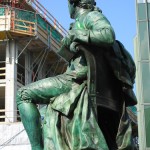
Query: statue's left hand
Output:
[[62, 29, 89, 48], [61, 34, 72, 48], [61, 30, 78, 48], [68, 29, 89, 44]]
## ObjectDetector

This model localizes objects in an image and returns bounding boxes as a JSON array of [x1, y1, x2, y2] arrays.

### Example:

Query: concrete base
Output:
[[0, 145, 31, 150], [0, 123, 31, 150]]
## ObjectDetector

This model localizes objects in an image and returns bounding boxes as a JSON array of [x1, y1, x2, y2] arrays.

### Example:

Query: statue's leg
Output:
[[16, 75, 72, 150], [97, 107, 121, 150]]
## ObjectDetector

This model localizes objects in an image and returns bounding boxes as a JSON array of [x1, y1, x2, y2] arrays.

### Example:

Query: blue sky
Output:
[[40, 0, 136, 57]]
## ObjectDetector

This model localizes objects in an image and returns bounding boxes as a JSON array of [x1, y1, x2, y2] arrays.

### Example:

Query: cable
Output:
[[36, 49, 50, 80], [15, 39, 32, 64], [44, 60, 59, 77], [0, 129, 25, 149], [32, 47, 48, 81], [30, 50, 44, 70], [52, 58, 62, 76]]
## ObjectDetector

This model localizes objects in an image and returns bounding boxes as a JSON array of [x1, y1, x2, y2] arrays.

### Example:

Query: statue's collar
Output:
[[74, 8, 91, 20]]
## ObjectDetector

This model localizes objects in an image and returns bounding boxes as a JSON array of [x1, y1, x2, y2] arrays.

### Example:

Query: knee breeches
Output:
[[16, 75, 73, 106]]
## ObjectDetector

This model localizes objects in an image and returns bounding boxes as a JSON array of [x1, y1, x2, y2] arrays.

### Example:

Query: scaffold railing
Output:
[[29, 0, 68, 37], [0, 5, 64, 43], [0, 5, 10, 32], [0, 61, 5, 80], [1, 1, 66, 36], [11, 7, 36, 35], [0, 67, 5, 77], [0, 109, 21, 122], [0, 6, 36, 35]]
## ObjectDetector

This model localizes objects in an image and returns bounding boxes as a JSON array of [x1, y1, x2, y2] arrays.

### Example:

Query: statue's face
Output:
[[68, 1, 76, 19]]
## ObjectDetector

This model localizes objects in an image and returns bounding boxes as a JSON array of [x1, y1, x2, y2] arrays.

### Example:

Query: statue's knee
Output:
[[16, 87, 32, 106]]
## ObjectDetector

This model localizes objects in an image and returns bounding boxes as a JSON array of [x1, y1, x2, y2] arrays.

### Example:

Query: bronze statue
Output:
[[16, 0, 137, 149]]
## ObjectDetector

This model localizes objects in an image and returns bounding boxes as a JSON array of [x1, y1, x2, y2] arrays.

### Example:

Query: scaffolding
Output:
[[0, 0, 68, 123], [0, 6, 63, 39]]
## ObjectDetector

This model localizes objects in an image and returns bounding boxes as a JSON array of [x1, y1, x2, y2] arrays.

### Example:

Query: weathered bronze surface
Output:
[[16, 0, 137, 149]]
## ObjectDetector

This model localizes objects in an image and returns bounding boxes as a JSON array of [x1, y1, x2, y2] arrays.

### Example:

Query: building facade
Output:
[[135, 0, 150, 149], [0, 1, 67, 149]]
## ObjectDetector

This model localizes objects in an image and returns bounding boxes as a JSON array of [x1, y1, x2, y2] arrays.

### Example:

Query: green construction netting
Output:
[[14, 9, 35, 31], [0, 8, 5, 16], [51, 29, 62, 42], [13, 8, 62, 42], [37, 14, 48, 32], [15, 9, 36, 22], [37, 14, 62, 42]]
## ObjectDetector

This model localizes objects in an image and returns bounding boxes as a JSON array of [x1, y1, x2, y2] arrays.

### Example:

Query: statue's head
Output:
[[68, 0, 96, 19]]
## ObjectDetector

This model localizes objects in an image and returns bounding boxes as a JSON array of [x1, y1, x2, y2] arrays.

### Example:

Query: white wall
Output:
[[0, 123, 31, 150]]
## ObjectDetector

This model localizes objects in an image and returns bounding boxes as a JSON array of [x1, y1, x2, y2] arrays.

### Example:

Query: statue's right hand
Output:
[[70, 42, 80, 53]]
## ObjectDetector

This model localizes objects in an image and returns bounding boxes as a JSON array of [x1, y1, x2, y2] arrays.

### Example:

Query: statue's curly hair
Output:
[[68, 0, 96, 5], [68, 0, 79, 4]]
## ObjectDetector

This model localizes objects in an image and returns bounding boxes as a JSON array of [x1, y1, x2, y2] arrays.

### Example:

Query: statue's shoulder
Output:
[[86, 10, 110, 24], [86, 10, 103, 21]]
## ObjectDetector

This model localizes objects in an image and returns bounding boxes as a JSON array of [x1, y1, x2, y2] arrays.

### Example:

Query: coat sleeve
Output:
[[72, 11, 116, 47]]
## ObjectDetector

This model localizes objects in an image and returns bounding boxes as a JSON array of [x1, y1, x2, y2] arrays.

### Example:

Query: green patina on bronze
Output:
[[16, 0, 137, 150]]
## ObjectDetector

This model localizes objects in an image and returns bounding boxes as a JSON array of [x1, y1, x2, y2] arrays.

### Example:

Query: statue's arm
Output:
[[87, 11, 115, 47], [70, 11, 115, 47]]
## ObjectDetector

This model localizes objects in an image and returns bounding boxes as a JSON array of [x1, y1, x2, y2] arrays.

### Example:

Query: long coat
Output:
[[42, 8, 136, 150]]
